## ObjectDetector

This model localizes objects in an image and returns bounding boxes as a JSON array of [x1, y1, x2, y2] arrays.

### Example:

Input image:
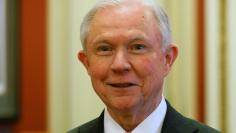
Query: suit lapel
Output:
[[84, 111, 104, 133], [161, 101, 198, 133]]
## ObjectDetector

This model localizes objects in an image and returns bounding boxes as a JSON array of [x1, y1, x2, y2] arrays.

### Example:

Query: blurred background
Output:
[[0, 0, 235, 133]]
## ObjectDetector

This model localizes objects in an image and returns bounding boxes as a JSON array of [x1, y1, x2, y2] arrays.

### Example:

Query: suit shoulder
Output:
[[163, 101, 221, 133], [183, 117, 221, 133], [67, 112, 104, 133], [67, 118, 100, 133]]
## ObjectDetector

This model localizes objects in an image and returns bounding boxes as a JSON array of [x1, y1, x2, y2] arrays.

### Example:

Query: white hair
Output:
[[80, 0, 172, 49]]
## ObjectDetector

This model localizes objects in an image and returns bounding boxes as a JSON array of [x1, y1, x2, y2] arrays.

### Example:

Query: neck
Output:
[[107, 97, 162, 132]]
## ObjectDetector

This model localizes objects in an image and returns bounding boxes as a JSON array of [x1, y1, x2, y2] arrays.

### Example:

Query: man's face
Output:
[[79, 4, 177, 113]]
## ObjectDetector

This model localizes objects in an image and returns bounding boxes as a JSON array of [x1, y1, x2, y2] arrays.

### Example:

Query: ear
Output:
[[163, 44, 178, 74], [78, 50, 90, 71]]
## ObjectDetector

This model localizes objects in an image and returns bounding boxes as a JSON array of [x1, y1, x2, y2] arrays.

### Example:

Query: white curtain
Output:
[[205, 0, 236, 132]]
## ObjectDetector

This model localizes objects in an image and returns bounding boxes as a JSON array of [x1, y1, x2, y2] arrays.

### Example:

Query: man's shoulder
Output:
[[67, 112, 104, 133], [163, 101, 221, 133], [182, 116, 221, 133], [67, 118, 98, 133]]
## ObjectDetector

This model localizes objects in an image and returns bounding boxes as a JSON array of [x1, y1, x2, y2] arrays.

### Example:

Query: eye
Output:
[[129, 44, 147, 54], [95, 45, 113, 55], [133, 44, 145, 50]]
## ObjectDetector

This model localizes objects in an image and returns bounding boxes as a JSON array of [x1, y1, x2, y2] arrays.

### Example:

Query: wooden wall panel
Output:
[[196, 0, 205, 123], [0, 0, 47, 132]]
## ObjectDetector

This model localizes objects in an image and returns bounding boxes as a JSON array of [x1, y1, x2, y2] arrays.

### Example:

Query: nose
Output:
[[110, 50, 131, 73]]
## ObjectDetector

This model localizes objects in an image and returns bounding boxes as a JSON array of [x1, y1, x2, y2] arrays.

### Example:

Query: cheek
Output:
[[135, 56, 165, 77], [134, 56, 166, 92], [88, 62, 107, 95], [141, 60, 164, 87], [87, 57, 110, 81]]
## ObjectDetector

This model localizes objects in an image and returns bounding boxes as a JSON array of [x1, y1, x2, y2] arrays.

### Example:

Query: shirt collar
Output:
[[104, 97, 167, 133]]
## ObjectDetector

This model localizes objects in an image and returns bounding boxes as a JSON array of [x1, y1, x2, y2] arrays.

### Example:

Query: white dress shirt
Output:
[[104, 97, 167, 133]]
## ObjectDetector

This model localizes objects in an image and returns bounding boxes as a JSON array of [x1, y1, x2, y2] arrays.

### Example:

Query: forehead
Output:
[[85, 2, 162, 47], [90, 3, 157, 31]]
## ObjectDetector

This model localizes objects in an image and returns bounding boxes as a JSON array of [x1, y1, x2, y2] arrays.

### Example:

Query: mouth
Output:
[[107, 83, 137, 88]]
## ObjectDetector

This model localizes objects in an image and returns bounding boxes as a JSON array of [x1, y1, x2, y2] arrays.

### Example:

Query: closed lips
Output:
[[108, 83, 136, 88]]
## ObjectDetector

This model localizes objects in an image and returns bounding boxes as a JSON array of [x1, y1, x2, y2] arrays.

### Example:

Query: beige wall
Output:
[[48, 0, 70, 132], [48, 0, 104, 132], [205, 0, 221, 129], [227, 1, 236, 132], [163, 0, 197, 119]]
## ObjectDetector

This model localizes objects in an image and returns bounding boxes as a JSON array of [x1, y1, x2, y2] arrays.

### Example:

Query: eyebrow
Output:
[[93, 39, 112, 46], [127, 35, 148, 44], [92, 34, 148, 45]]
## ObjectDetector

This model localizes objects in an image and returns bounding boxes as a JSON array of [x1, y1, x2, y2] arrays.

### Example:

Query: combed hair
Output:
[[80, 0, 172, 49]]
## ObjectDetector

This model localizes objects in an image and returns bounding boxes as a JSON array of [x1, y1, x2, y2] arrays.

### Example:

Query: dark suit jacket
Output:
[[68, 102, 221, 133]]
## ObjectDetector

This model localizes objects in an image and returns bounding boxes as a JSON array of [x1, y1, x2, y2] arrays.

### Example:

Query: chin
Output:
[[108, 97, 141, 112]]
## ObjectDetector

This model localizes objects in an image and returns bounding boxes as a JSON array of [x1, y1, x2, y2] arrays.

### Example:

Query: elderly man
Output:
[[69, 0, 220, 133]]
